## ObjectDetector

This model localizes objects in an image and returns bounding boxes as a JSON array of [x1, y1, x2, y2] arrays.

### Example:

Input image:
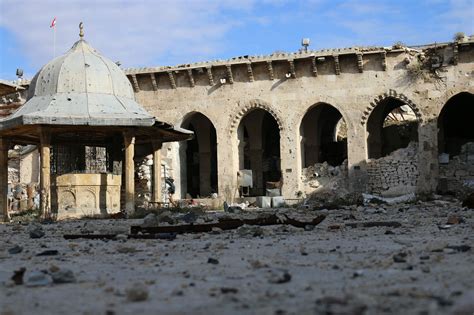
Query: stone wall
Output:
[[367, 142, 419, 196], [438, 142, 474, 195], [129, 39, 474, 200]]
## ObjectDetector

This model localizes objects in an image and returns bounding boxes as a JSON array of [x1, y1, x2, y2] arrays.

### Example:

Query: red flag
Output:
[[50, 17, 56, 28]]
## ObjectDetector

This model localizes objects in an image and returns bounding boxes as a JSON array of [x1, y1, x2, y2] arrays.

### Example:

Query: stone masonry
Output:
[[124, 38, 474, 201]]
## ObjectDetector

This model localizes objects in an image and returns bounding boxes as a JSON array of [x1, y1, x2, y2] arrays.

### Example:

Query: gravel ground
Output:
[[0, 199, 473, 315]]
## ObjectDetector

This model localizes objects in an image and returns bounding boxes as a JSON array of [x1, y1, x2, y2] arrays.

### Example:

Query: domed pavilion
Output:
[[0, 23, 192, 221]]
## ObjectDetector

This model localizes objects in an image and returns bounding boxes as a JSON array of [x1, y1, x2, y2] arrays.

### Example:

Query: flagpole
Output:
[[53, 25, 56, 58]]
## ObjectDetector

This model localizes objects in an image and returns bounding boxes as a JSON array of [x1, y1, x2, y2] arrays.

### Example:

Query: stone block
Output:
[[272, 196, 285, 208], [256, 196, 271, 208]]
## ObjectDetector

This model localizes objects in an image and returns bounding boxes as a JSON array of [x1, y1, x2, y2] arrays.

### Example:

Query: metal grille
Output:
[[52, 145, 110, 174]]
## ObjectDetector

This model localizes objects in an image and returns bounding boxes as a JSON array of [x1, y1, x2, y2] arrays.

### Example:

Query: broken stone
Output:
[[11, 267, 26, 285], [36, 250, 59, 256], [25, 270, 53, 287], [236, 225, 264, 237], [393, 252, 408, 263], [267, 268, 291, 284], [125, 283, 149, 302], [207, 258, 219, 264], [8, 245, 23, 254], [51, 269, 76, 284], [447, 214, 463, 225], [28, 223, 45, 239]]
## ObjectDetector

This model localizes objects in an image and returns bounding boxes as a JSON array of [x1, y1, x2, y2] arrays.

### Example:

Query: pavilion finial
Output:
[[79, 22, 84, 39]]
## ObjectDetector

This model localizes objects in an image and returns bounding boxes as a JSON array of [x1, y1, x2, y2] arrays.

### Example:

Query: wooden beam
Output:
[[357, 53, 364, 73], [246, 63, 254, 82], [150, 73, 158, 91], [333, 55, 340, 75], [187, 69, 195, 87], [123, 133, 135, 214], [0, 138, 9, 222], [311, 56, 318, 77], [167, 71, 177, 89], [152, 141, 162, 203], [130, 74, 140, 92], [206, 67, 215, 86], [381, 51, 387, 71], [226, 65, 234, 84], [266, 61, 274, 80], [39, 129, 51, 220], [288, 59, 296, 78]]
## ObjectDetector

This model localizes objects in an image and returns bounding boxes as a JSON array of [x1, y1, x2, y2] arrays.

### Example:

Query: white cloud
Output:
[[0, 0, 261, 70]]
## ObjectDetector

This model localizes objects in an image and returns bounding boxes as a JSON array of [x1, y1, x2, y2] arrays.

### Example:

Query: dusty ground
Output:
[[0, 199, 473, 315]]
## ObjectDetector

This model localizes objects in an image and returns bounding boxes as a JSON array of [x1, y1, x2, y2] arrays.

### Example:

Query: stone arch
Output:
[[361, 89, 422, 126], [180, 111, 218, 198], [299, 102, 349, 167], [230, 99, 284, 134]]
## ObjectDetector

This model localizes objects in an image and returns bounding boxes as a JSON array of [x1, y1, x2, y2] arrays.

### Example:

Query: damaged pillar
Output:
[[152, 141, 162, 203], [123, 133, 135, 214], [0, 138, 9, 222], [39, 130, 51, 219]]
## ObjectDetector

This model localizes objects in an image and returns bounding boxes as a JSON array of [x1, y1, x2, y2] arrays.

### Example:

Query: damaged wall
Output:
[[367, 142, 419, 196], [438, 142, 474, 195]]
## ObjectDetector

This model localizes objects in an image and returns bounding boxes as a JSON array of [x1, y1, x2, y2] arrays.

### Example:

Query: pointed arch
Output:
[[229, 99, 284, 134]]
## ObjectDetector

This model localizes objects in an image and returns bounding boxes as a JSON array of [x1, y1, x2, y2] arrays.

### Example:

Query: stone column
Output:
[[280, 124, 301, 199], [152, 141, 162, 203], [123, 133, 135, 214], [347, 118, 368, 193], [39, 130, 51, 219], [0, 138, 9, 222]]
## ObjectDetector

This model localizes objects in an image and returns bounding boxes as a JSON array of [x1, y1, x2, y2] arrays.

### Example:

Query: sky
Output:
[[0, 0, 473, 80]]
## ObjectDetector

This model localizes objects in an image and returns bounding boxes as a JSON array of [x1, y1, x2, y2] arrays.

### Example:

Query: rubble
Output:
[[0, 198, 473, 314]]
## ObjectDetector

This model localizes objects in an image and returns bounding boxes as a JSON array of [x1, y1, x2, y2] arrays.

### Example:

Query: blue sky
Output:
[[0, 0, 473, 80]]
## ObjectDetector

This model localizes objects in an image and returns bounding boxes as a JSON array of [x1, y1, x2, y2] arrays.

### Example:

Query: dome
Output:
[[28, 40, 135, 100], [2, 26, 155, 128]]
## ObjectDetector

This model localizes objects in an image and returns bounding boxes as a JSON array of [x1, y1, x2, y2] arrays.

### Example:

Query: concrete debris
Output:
[[27, 223, 45, 239], [8, 245, 23, 254], [24, 270, 53, 287], [125, 283, 149, 302], [1, 198, 473, 314], [362, 192, 416, 205], [50, 269, 76, 284]]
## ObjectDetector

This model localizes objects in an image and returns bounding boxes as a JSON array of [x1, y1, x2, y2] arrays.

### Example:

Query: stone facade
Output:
[[124, 39, 474, 200]]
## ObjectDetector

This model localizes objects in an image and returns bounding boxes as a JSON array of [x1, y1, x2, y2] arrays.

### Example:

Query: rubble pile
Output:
[[302, 159, 348, 195], [0, 198, 473, 314], [367, 142, 418, 196], [439, 142, 474, 195], [135, 155, 154, 205]]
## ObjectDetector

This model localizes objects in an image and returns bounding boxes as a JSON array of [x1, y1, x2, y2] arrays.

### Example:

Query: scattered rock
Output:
[[36, 250, 59, 256], [446, 245, 471, 252], [51, 269, 76, 284], [207, 258, 219, 265], [426, 241, 448, 252], [116, 245, 139, 254], [447, 214, 463, 225], [11, 267, 26, 285], [8, 245, 23, 254], [236, 225, 264, 237], [115, 234, 128, 241], [393, 252, 408, 263], [125, 283, 149, 302], [220, 287, 238, 294], [142, 213, 157, 226], [25, 271, 53, 287], [28, 223, 45, 239], [267, 268, 291, 284]]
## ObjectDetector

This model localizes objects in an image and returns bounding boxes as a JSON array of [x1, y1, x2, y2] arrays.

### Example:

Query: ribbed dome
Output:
[[28, 40, 134, 100], [1, 35, 155, 128]]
